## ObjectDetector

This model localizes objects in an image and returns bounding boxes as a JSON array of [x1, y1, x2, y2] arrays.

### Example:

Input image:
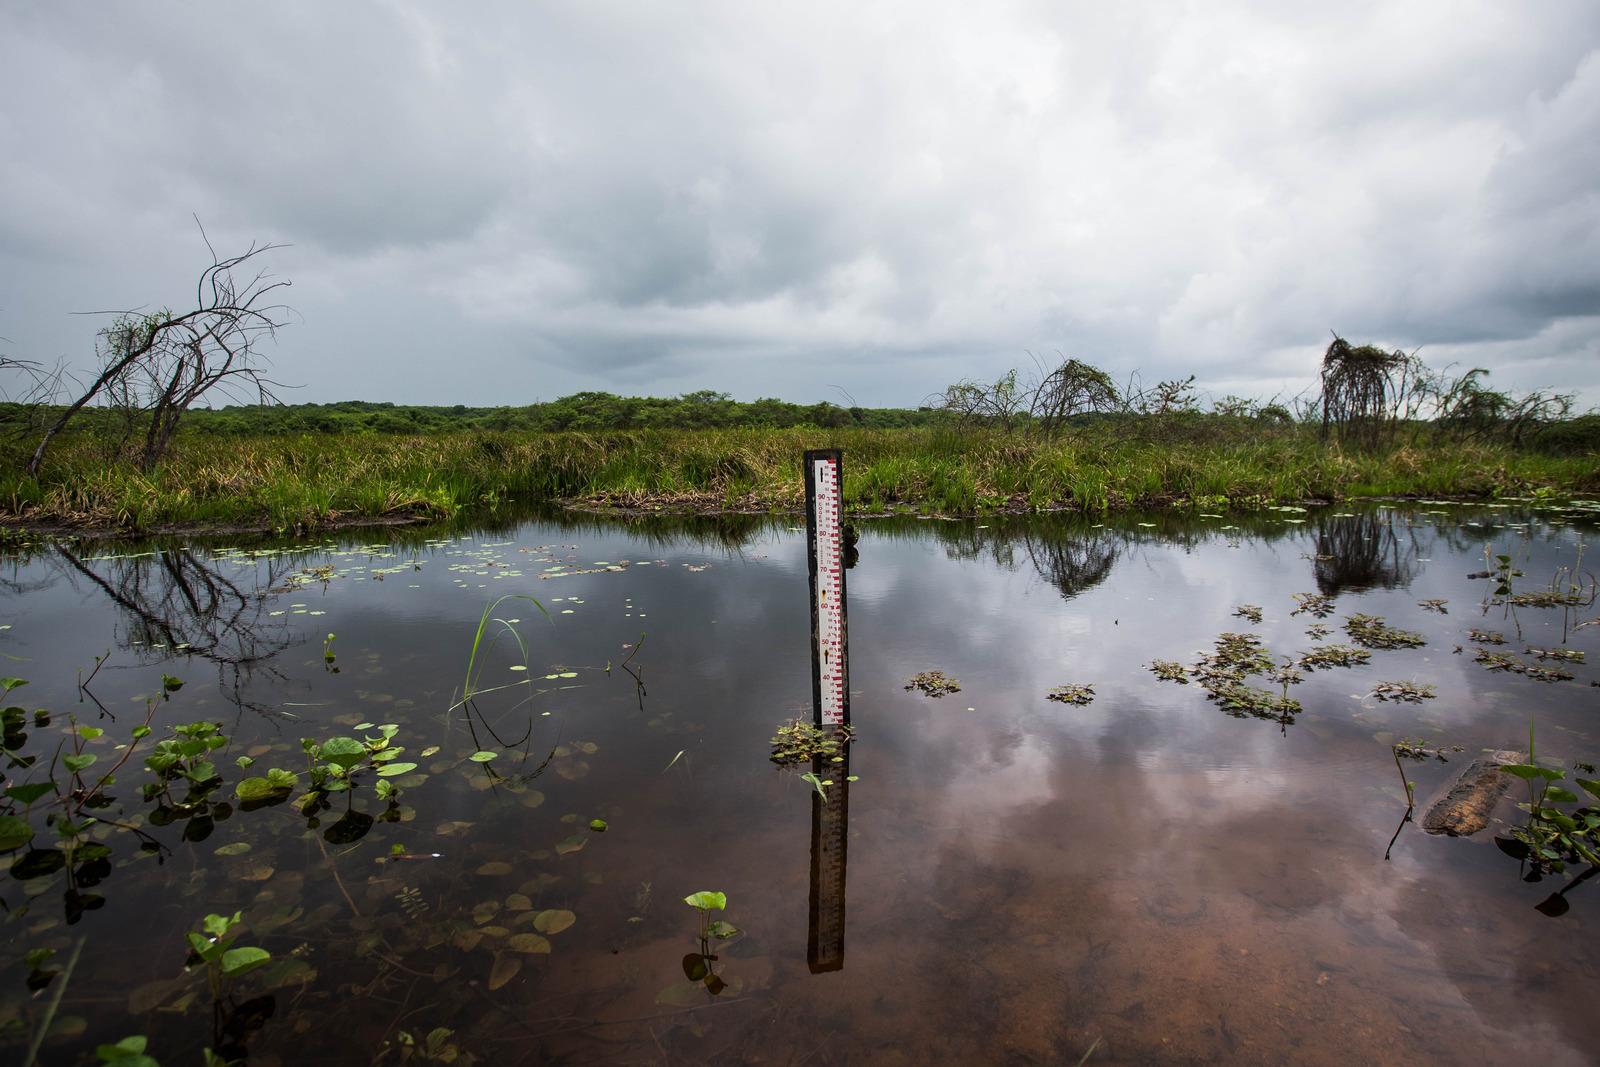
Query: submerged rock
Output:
[[1420, 750, 1521, 837]]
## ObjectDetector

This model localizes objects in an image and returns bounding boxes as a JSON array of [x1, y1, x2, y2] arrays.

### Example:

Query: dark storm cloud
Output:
[[2, 1, 1597, 407]]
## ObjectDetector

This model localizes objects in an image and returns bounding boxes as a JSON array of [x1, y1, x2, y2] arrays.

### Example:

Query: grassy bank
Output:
[[2, 424, 1595, 532]]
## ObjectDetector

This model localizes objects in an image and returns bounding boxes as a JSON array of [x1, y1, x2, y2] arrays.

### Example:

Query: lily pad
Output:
[[533, 909, 575, 935]]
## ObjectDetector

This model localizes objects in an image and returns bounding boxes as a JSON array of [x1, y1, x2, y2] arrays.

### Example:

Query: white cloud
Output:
[[2, 0, 1596, 407]]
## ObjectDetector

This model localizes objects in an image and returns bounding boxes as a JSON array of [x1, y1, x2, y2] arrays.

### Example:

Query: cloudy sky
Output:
[[2, 1, 1597, 410]]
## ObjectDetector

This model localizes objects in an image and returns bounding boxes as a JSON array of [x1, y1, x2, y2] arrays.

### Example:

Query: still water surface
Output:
[[1, 501, 1597, 1065]]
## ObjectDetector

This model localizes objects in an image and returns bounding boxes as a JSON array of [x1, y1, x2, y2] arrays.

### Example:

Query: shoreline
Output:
[[0, 488, 1576, 542]]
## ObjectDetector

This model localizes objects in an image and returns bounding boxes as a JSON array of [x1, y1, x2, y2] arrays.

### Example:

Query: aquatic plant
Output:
[[769, 718, 853, 766], [1497, 722, 1600, 878], [1296, 644, 1370, 671], [1371, 680, 1437, 703], [1472, 648, 1574, 682], [1467, 628, 1505, 645], [185, 911, 271, 999], [1147, 660, 1188, 684], [1290, 592, 1336, 618], [1232, 604, 1263, 624], [1304, 623, 1332, 640], [904, 670, 961, 697], [1417, 598, 1448, 614], [93, 1036, 162, 1066], [680, 891, 740, 995], [1524, 646, 1584, 662], [1046, 684, 1095, 705], [1344, 613, 1425, 650]]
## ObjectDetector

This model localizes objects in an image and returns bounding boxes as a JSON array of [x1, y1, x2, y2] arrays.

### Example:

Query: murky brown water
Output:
[[1, 500, 1597, 1065]]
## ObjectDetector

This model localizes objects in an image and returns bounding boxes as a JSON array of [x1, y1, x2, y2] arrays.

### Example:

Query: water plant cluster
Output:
[[1345, 613, 1426, 650], [1497, 725, 1600, 878], [769, 718, 854, 766], [904, 670, 961, 697], [1046, 684, 1096, 705]]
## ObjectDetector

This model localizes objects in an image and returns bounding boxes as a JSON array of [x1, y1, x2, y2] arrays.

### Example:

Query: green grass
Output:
[[1, 423, 1594, 531]]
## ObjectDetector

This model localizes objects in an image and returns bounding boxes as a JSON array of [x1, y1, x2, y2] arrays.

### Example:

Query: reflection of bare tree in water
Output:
[[1313, 513, 1418, 596], [52, 546, 294, 712], [1022, 529, 1119, 601]]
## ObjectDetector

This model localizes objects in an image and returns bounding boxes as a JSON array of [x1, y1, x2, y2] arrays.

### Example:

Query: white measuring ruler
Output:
[[805, 449, 849, 726], [803, 449, 849, 972]]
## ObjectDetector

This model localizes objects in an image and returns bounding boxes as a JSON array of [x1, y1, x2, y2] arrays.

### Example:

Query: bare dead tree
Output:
[[1027, 355, 1120, 434], [1318, 335, 1408, 449], [24, 228, 292, 476]]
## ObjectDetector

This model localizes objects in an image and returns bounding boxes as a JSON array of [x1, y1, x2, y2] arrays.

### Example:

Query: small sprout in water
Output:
[[800, 771, 829, 800], [161, 673, 183, 694], [1418, 598, 1449, 614], [589, 818, 608, 832], [1468, 628, 1506, 645], [905, 670, 960, 697], [1046, 684, 1095, 706], [1232, 604, 1263, 625]]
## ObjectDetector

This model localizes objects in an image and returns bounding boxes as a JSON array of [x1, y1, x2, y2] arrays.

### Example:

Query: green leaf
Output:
[[5, 782, 54, 805], [235, 755, 255, 769], [131, 725, 151, 739], [161, 674, 183, 692], [187, 761, 217, 783], [589, 818, 607, 832], [318, 737, 366, 770], [376, 762, 417, 777], [469, 751, 498, 762], [707, 920, 740, 939], [1545, 786, 1581, 804], [1501, 763, 1563, 782], [0, 678, 26, 693], [186, 931, 220, 961], [63, 753, 98, 773], [0, 815, 35, 853], [235, 777, 288, 801], [203, 912, 239, 937], [1576, 778, 1600, 802], [533, 909, 575, 935], [265, 768, 299, 789], [77, 725, 104, 741], [683, 891, 726, 912], [221, 946, 271, 977]]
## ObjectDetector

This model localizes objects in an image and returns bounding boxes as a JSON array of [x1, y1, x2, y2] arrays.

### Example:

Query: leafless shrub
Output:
[[24, 227, 292, 475]]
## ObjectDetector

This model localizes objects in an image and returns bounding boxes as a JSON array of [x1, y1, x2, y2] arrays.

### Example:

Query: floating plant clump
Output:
[[1525, 646, 1585, 663], [904, 670, 961, 697], [769, 717, 854, 766], [1473, 649, 1575, 683], [1296, 644, 1371, 671], [1290, 592, 1336, 618], [1148, 660, 1189, 684], [1468, 628, 1506, 645], [1046, 684, 1095, 705], [1418, 598, 1449, 614], [1345, 613, 1426, 650], [1371, 680, 1437, 703], [1232, 604, 1263, 624]]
